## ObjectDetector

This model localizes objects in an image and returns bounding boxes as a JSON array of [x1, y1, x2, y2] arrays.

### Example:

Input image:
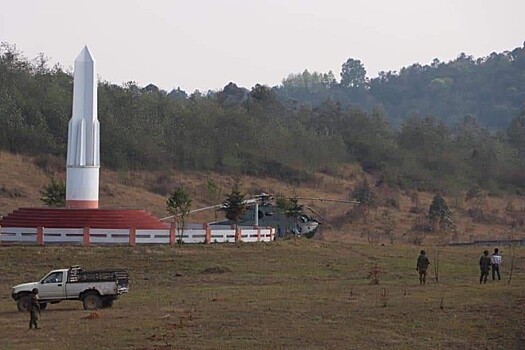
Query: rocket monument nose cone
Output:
[[75, 45, 95, 63]]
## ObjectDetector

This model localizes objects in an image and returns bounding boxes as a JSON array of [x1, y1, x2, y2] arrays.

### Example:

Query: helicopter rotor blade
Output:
[[293, 197, 359, 204], [303, 205, 325, 221], [160, 204, 224, 221], [160, 195, 266, 222]]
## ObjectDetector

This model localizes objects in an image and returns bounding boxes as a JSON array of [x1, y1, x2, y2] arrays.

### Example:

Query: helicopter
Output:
[[166, 193, 357, 239]]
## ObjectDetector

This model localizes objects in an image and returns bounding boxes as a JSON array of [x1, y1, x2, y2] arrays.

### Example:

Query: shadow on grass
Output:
[[0, 307, 81, 316]]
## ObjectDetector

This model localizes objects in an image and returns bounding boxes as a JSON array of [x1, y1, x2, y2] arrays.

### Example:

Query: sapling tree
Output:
[[428, 194, 455, 283], [428, 194, 452, 232], [221, 180, 246, 233], [40, 178, 66, 207], [507, 229, 518, 285], [284, 197, 304, 236], [351, 178, 376, 223], [166, 186, 192, 246]]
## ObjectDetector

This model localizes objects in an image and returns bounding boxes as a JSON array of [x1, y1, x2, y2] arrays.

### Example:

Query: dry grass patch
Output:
[[0, 241, 523, 349]]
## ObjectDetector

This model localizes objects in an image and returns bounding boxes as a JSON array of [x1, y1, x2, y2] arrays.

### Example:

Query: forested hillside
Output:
[[0, 42, 524, 195], [277, 44, 525, 129]]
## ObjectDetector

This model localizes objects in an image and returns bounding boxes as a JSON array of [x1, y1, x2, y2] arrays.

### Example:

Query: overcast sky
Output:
[[1, 0, 524, 93]]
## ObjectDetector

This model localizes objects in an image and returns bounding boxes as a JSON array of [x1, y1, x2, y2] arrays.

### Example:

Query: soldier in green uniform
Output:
[[416, 250, 430, 285], [29, 288, 41, 329], [479, 250, 491, 284]]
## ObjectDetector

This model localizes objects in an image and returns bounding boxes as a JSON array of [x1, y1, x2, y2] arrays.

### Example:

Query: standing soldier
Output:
[[416, 250, 430, 285], [479, 250, 491, 284], [491, 248, 502, 281], [29, 288, 41, 329]]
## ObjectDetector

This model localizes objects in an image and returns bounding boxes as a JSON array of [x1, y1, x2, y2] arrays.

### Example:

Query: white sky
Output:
[[1, 0, 524, 93]]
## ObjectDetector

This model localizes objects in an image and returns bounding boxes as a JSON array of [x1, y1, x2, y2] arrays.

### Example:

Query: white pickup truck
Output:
[[11, 266, 129, 311]]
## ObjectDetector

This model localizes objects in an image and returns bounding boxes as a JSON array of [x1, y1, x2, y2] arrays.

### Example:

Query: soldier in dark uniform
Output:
[[416, 250, 430, 285], [479, 250, 491, 284], [29, 288, 41, 329]]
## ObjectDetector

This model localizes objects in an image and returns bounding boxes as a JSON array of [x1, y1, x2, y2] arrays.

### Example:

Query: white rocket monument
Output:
[[66, 46, 100, 209]]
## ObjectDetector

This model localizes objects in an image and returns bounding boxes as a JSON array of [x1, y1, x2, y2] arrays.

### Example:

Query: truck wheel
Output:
[[83, 292, 102, 310], [17, 295, 31, 312], [39, 303, 47, 310]]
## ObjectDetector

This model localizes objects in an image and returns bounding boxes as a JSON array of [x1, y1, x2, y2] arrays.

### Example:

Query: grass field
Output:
[[0, 240, 523, 349]]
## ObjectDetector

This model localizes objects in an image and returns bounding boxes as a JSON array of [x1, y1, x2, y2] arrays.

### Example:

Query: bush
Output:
[[0, 184, 25, 198], [465, 185, 483, 202], [412, 213, 432, 232], [149, 173, 174, 196], [467, 208, 504, 224], [40, 178, 65, 207], [384, 197, 400, 209], [409, 207, 425, 214], [351, 179, 376, 207]]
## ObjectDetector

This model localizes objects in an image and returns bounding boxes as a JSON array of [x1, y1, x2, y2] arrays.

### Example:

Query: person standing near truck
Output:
[[29, 288, 41, 329]]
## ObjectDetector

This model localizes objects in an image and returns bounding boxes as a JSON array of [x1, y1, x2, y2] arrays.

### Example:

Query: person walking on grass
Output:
[[416, 250, 430, 285], [491, 248, 502, 281], [479, 250, 491, 284], [29, 288, 41, 329]]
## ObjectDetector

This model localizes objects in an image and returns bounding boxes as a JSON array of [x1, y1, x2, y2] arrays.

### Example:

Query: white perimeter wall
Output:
[[0, 226, 275, 245]]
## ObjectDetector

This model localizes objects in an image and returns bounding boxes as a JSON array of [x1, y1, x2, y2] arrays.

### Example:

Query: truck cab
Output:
[[38, 269, 68, 300]]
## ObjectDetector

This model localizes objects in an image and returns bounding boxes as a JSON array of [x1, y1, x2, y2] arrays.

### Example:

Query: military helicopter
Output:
[[173, 193, 357, 239]]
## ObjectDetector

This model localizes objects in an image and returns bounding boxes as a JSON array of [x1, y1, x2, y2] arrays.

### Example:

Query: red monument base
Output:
[[0, 207, 167, 229]]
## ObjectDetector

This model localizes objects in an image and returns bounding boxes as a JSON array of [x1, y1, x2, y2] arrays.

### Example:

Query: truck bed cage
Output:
[[67, 267, 129, 288]]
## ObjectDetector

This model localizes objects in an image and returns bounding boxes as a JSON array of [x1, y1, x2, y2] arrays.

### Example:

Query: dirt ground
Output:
[[0, 241, 523, 349]]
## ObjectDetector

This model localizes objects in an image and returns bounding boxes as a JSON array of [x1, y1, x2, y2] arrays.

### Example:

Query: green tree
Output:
[[428, 194, 452, 232], [249, 84, 276, 102], [166, 187, 193, 245], [40, 178, 65, 207], [351, 178, 376, 207], [351, 178, 376, 223], [284, 197, 303, 220], [221, 181, 246, 229], [340, 58, 366, 88], [218, 82, 246, 107], [205, 174, 220, 201], [507, 112, 525, 157], [167, 87, 187, 100], [0, 92, 24, 151], [285, 197, 305, 235]]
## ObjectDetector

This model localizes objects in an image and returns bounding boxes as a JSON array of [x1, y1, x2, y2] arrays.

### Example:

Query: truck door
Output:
[[39, 271, 66, 300]]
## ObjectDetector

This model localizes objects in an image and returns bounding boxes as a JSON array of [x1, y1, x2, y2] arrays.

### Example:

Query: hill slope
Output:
[[1, 151, 524, 244]]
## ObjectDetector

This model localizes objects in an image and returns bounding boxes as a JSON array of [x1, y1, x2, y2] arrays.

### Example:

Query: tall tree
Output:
[[221, 180, 246, 230], [218, 82, 246, 107], [428, 194, 452, 232], [284, 197, 305, 235], [166, 186, 193, 245], [340, 58, 366, 88], [507, 112, 525, 157]]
